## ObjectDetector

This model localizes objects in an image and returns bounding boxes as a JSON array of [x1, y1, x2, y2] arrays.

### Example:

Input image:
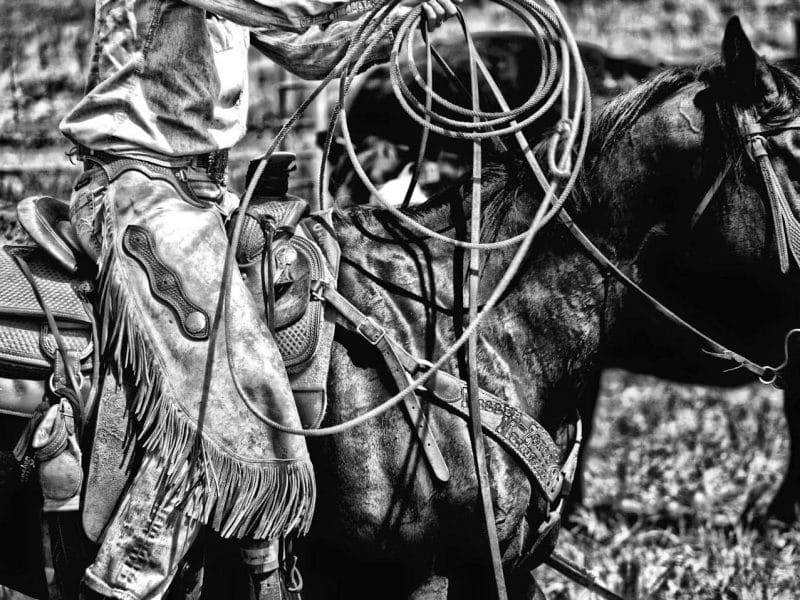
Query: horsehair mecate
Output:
[[96, 207, 315, 541]]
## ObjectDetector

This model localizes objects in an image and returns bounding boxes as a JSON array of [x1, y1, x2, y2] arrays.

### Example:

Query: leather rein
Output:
[[563, 101, 800, 390]]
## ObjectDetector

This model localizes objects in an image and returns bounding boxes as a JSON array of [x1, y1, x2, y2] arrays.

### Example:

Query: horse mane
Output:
[[593, 66, 700, 156], [336, 58, 800, 242], [698, 59, 800, 182], [480, 67, 705, 225]]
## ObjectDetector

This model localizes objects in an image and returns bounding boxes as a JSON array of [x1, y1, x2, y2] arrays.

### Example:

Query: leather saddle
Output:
[[0, 234, 94, 418], [16, 196, 83, 274], [5, 193, 338, 426]]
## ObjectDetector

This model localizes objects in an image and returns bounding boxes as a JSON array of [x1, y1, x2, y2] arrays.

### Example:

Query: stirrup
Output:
[[250, 567, 302, 600]]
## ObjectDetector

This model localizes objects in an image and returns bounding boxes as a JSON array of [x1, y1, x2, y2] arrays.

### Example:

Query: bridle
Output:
[[691, 105, 800, 277], [570, 92, 800, 390], [734, 108, 800, 273]]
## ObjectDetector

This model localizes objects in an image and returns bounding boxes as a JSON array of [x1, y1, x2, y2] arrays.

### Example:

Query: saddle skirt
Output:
[[236, 202, 340, 430], [0, 245, 94, 417]]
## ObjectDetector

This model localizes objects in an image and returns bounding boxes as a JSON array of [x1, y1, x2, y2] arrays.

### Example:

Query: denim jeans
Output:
[[82, 454, 203, 600], [59, 0, 390, 159]]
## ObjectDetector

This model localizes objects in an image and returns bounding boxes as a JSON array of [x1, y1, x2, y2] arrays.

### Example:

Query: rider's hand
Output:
[[400, 0, 462, 30]]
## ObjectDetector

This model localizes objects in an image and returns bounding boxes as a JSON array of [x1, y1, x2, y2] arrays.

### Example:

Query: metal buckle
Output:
[[356, 318, 385, 345], [48, 370, 84, 395], [309, 280, 326, 301]]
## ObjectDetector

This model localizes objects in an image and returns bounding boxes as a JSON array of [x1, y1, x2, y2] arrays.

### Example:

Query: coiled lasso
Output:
[[219, 4, 591, 597], [221, 0, 591, 437]]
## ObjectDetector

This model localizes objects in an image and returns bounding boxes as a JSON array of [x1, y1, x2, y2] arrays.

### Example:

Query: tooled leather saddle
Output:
[[1, 157, 337, 425], [1, 153, 342, 541]]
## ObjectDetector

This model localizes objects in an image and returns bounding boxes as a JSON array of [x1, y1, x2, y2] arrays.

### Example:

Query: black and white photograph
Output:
[[1, 0, 799, 598]]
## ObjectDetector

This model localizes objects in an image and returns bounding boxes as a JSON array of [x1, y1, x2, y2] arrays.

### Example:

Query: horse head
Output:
[[581, 17, 800, 381], [685, 17, 800, 281]]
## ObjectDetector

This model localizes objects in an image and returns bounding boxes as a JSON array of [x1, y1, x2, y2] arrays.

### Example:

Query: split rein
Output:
[[653, 103, 800, 388]]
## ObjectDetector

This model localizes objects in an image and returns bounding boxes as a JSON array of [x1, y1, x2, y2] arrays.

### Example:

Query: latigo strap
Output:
[[312, 280, 567, 503]]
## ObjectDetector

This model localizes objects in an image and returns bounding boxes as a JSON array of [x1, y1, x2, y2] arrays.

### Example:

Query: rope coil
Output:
[[222, 0, 591, 437]]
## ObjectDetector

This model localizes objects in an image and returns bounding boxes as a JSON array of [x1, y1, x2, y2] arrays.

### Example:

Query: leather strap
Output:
[[387, 341, 564, 502], [11, 252, 85, 399], [690, 163, 731, 230], [544, 553, 629, 600], [88, 155, 220, 210], [313, 280, 570, 500], [737, 106, 800, 274], [328, 289, 450, 483], [122, 225, 210, 340], [312, 281, 453, 482]]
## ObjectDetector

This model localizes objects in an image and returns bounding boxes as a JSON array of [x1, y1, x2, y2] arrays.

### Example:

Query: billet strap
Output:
[[323, 286, 450, 483], [388, 339, 564, 503], [313, 280, 565, 502]]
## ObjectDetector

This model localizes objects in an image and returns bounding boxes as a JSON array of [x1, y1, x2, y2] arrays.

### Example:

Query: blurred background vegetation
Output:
[[2, 0, 800, 212]]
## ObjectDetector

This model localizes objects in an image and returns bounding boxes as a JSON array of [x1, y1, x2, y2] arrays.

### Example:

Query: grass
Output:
[[536, 371, 800, 599]]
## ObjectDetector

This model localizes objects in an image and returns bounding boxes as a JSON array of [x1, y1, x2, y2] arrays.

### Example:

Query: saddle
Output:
[[238, 200, 341, 429], [6, 192, 337, 424], [2, 157, 342, 540], [0, 241, 94, 418]]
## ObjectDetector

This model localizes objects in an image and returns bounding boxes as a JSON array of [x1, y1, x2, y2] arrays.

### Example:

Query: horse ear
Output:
[[721, 16, 779, 105]]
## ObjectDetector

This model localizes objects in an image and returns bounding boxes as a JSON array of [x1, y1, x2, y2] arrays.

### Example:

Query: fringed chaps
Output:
[[96, 170, 315, 540]]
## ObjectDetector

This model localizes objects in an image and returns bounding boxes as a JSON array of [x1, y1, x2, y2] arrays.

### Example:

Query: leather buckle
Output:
[[357, 318, 385, 345]]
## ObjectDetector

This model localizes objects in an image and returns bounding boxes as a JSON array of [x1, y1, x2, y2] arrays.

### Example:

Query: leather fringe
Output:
[[96, 231, 315, 541]]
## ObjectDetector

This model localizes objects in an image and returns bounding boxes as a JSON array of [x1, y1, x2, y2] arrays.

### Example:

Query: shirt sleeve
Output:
[[249, 19, 394, 80], [182, 0, 382, 31]]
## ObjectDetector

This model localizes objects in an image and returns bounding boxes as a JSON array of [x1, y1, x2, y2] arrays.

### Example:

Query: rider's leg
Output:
[[81, 452, 203, 600], [70, 164, 314, 599], [242, 539, 301, 600]]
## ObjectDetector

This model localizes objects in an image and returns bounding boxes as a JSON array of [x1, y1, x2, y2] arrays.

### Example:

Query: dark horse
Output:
[[1, 16, 798, 600], [300, 16, 800, 599]]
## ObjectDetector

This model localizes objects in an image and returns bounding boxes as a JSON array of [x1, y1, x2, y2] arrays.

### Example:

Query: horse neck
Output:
[[478, 132, 690, 410], [576, 159, 674, 270]]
